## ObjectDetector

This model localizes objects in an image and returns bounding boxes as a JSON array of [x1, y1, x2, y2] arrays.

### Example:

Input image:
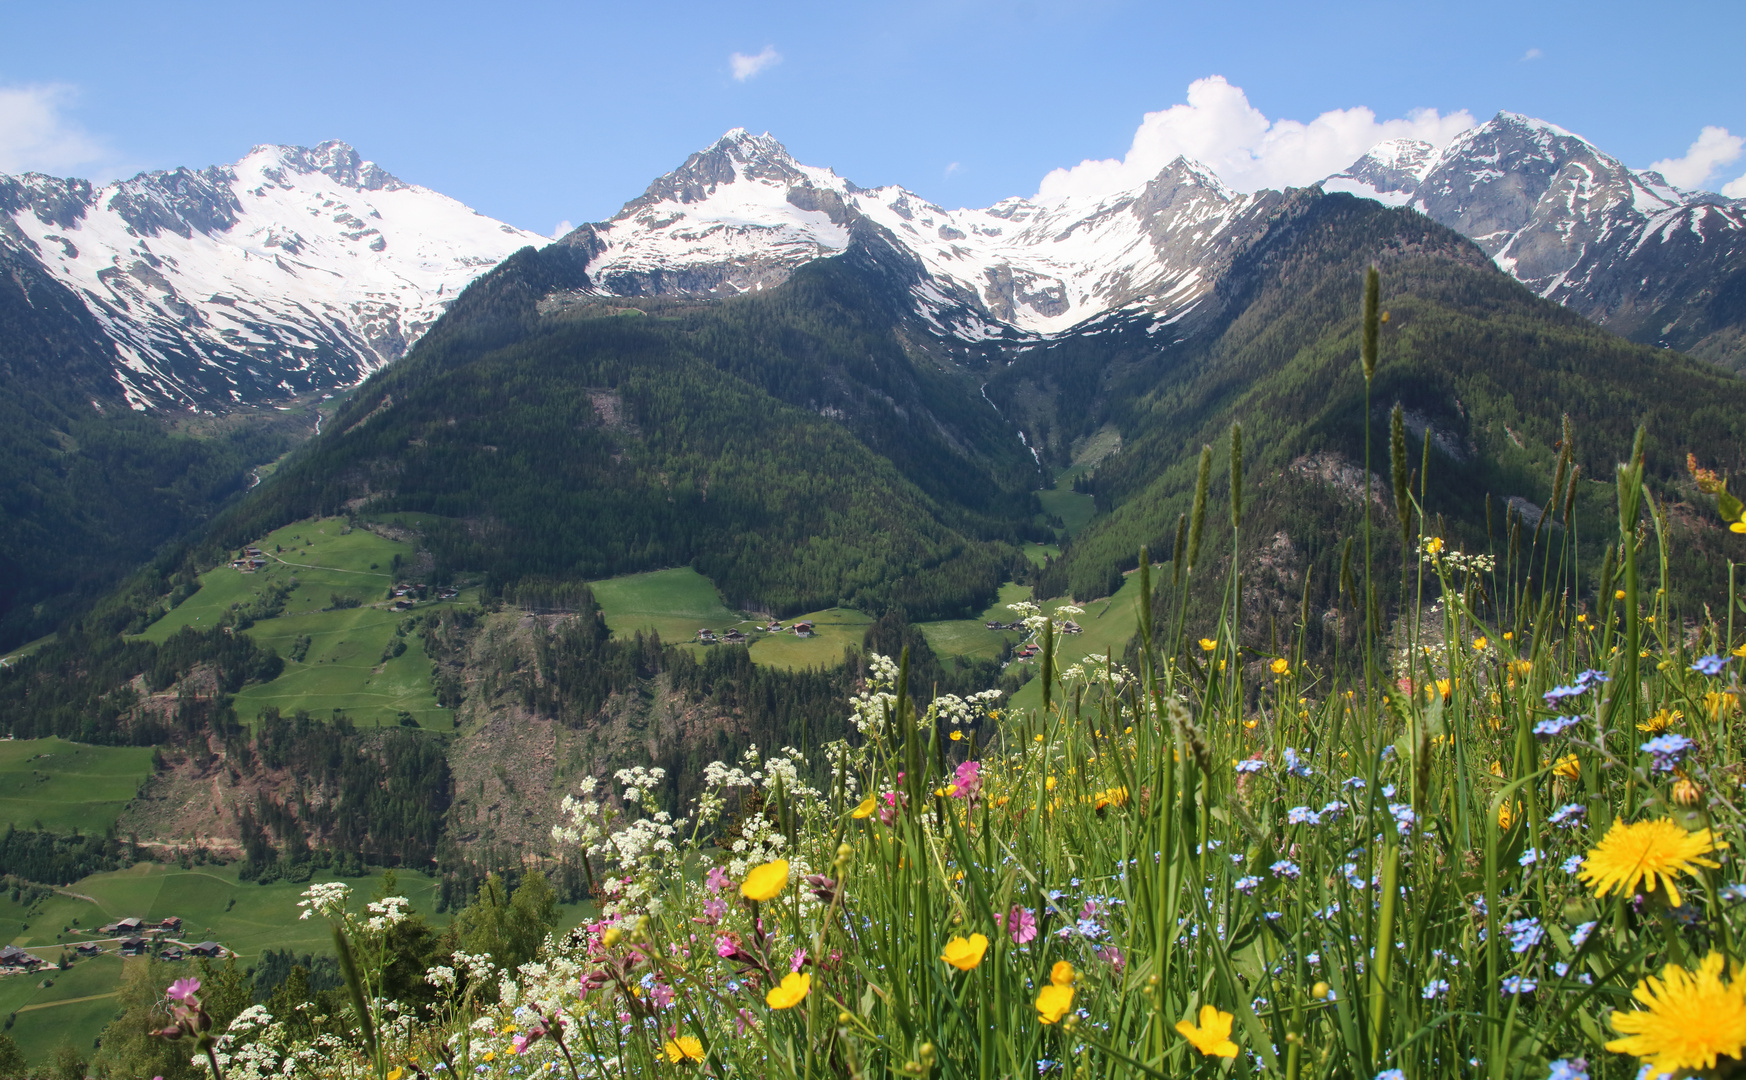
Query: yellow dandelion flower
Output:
[[1497, 801, 1518, 830], [1175, 1005, 1240, 1058], [852, 796, 876, 819], [1095, 786, 1130, 810], [663, 1036, 706, 1064], [1270, 658, 1289, 675], [741, 859, 790, 903], [1734, 643, 1746, 658], [766, 971, 811, 1009], [1552, 754, 1580, 781], [1579, 818, 1723, 908], [1707, 691, 1739, 720], [940, 933, 989, 971], [483, 1053, 496, 1063], [1035, 984, 1074, 1024], [1199, 638, 1217, 652], [1606, 952, 1746, 1074], [1639, 709, 1680, 734]]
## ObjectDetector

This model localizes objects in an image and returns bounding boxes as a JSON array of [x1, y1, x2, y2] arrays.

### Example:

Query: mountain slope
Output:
[[205, 241, 1033, 621], [1032, 188, 1746, 618], [1327, 113, 1746, 367], [0, 142, 546, 410]]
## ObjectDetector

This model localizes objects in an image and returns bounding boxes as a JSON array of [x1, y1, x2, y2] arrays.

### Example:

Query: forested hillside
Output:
[[203, 240, 1037, 621], [990, 191, 1746, 619], [0, 237, 304, 650]]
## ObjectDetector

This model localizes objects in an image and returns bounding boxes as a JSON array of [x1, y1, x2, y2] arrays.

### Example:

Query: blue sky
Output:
[[3, 0, 1743, 234]]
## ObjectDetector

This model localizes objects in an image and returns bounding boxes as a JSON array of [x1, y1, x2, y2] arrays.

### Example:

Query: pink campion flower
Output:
[[950, 760, 981, 799], [650, 982, 675, 1008], [694, 897, 727, 926], [511, 1021, 546, 1054], [716, 934, 739, 958], [1096, 945, 1125, 975], [878, 791, 902, 826], [735, 1008, 758, 1036], [790, 947, 808, 973], [705, 866, 731, 895], [1003, 905, 1037, 944], [166, 978, 201, 1003]]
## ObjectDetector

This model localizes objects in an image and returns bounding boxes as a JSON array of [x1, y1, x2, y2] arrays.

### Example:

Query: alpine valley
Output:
[[2, 108, 1746, 1064]]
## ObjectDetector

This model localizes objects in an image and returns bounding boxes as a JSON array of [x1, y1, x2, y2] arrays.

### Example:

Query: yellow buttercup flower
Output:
[[1734, 643, 1746, 658], [1579, 818, 1723, 908], [663, 1036, 706, 1064], [940, 933, 989, 971], [766, 971, 811, 1009], [1050, 961, 1075, 987], [1552, 754, 1580, 781], [950, 730, 964, 741], [1035, 984, 1074, 1024], [1175, 1005, 1240, 1058], [1045, 776, 1057, 791], [1270, 658, 1289, 675], [1473, 636, 1488, 651], [1497, 801, 1518, 830], [852, 796, 876, 819], [741, 859, 790, 902], [1424, 536, 1444, 555], [1199, 638, 1217, 652], [1606, 952, 1746, 1074], [387, 1070, 404, 1080]]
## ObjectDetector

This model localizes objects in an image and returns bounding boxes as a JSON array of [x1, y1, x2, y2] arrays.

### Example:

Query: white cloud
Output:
[[1521, 47, 1543, 61], [730, 46, 781, 82], [0, 83, 108, 176], [1724, 174, 1746, 199], [1035, 76, 1476, 200], [944, 161, 962, 177], [1650, 126, 1744, 191], [552, 219, 574, 238]]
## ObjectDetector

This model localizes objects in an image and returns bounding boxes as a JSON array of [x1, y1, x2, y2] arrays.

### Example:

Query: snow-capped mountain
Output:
[[558, 129, 1285, 340], [560, 120, 1746, 367], [1326, 113, 1746, 363], [0, 142, 546, 409]]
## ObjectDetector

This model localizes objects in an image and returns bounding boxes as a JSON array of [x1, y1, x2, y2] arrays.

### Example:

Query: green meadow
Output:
[[588, 567, 746, 646], [133, 518, 479, 728], [0, 740, 155, 835], [1006, 571, 1146, 713], [745, 608, 874, 671], [915, 582, 1033, 663]]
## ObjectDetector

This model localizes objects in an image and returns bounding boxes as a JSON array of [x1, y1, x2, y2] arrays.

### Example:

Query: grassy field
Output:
[[135, 517, 476, 728], [232, 606, 452, 729], [0, 862, 443, 1064], [589, 567, 746, 646], [1006, 572, 1145, 713], [746, 608, 873, 671], [1036, 480, 1096, 539], [916, 582, 1034, 662], [0, 740, 156, 835]]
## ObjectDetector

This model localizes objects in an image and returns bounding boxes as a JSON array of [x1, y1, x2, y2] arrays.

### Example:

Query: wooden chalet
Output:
[[792, 621, 815, 638], [189, 942, 225, 958]]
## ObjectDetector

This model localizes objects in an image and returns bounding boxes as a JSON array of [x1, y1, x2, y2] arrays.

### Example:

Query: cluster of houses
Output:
[[391, 583, 462, 610], [697, 620, 815, 645], [229, 546, 268, 573], [984, 618, 1083, 635]]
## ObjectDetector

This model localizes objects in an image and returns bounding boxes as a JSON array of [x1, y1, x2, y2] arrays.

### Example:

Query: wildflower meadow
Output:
[[158, 275, 1746, 1080]]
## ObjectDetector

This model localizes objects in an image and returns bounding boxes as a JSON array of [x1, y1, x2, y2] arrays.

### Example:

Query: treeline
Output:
[[0, 825, 136, 885], [0, 624, 280, 743], [232, 709, 452, 877]]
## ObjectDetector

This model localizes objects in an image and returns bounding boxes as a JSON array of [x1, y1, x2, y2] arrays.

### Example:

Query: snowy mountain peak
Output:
[[0, 142, 545, 409]]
